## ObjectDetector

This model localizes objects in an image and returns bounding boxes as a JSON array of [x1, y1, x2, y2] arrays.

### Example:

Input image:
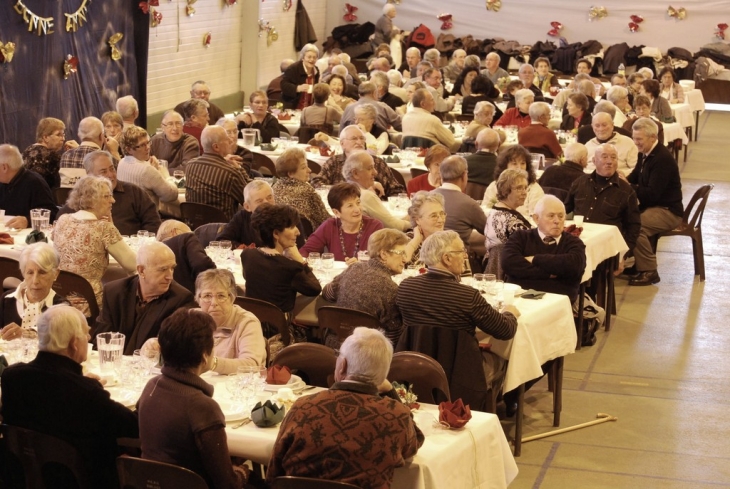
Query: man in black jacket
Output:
[[157, 220, 215, 293]]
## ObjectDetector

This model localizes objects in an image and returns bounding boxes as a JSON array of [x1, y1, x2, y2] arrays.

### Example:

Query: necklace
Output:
[[338, 219, 363, 258]]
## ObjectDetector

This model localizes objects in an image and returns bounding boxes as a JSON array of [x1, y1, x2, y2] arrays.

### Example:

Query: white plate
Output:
[[264, 374, 305, 392], [504, 283, 524, 296], [109, 389, 139, 408], [216, 400, 249, 422]]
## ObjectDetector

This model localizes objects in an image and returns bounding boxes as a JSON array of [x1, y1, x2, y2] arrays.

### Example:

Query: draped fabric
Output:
[[0, 0, 148, 150]]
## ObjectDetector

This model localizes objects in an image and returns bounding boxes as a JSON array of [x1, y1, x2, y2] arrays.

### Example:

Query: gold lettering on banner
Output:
[[14, 0, 55, 36], [65, 0, 90, 32]]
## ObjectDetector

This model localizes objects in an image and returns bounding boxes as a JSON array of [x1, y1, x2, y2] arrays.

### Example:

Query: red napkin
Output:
[[0, 233, 14, 245], [318, 146, 333, 157], [267, 365, 292, 384], [438, 399, 472, 428], [278, 113, 292, 121], [563, 224, 583, 237]]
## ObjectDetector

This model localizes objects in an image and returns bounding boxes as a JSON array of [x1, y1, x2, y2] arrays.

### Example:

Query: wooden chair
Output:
[[401, 135, 434, 150], [306, 159, 322, 176], [235, 296, 291, 347], [410, 168, 428, 179], [252, 153, 277, 176], [1, 256, 23, 291], [272, 476, 360, 488], [541, 186, 569, 202], [388, 351, 451, 404], [272, 343, 337, 388], [317, 306, 382, 344], [180, 202, 227, 231], [193, 222, 227, 248], [388, 167, 407, 191], [459, 137, 477, 153], [299, 216, 314, 241], [654, 183, 714, 281], [2, 424, 93, 489], [298, 124, 334, 143], [116, 455, 208, 489], [52, 270, 100, 326], [52, 187, 72, 207], [464, 181, 488, 201]]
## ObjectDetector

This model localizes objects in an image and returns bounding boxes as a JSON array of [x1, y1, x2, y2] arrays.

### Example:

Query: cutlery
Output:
[[232, 417, 251, 429]]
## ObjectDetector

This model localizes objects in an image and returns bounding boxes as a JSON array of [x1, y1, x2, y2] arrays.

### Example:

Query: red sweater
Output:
[[518, 124, 563, 158], [406, 173, 436, 197], [494, 108, 531, 129]]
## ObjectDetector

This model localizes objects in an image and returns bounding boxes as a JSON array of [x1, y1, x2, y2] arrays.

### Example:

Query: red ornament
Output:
[[226, 0, 237, 4], [628, 22, 640, 32], [151, 9, 162, 26], [547, 29, 560, 37], [138, 2, 150, 13], [343, 3, 357, 22], [437, 13, 453, 30], [548, 21, 563, 37], [149, 0, 159, 5], [717, 23, 729, 39], [550, 21, 563, 29], [203, 32, 212, 47], [630, 14, 644, 23]]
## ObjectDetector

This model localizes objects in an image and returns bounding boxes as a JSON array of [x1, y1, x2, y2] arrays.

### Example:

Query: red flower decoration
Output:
[[151, 9, 162, 26], [149, 0, 159, 5], [628, 22, 640, 32], [343, 3, 358, 22], [717, 23, 728, 39], [138, 2, 150, 13], [226, 0, 237, 4], [550, 21, 563, 29], [630, 14, 644, 23], [438, 14, 453, 30], [547, 29, 560, 37]]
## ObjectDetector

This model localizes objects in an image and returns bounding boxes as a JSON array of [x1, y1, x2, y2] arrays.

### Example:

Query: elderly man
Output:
[[156, 219, 215, 293], [268, 59, 295, 102], [216, 180, 274, 248], [502, 195, 586, 302], [150, 110, 201, 169], [387, 69, 407, 102], [432, 156, 486, 247], [576, 100, 631, 144], [181, 98, 210, 150], [371, 71, 404, 110], [625, 118, 683, 286], [538, 143, 588, 193], [400, 46, 421, 79], [341, 81, 402, 131], [174, 80, 225, 125], [481, 52, 510, 85], [311, 125, 405, 197], [584, 112, 638, 176], [402, 60, 433, 89], [606, 85, 631, 127], [372, 3, 398, 50], [517, 64, 545, 103], [1, 305, 139, 489], [402, 89, 460, 151], [60, 117, 120, 168], [0, 144, 57, 229], [216, 117, 255, 177], [423, 68, 455, 113], [94, 242, 195, 354], [267, 327, 423, 488], [517, 101, 563, 159], [464, 128, 500, 186], [185, 125, 249, 220], [56, 150, 161, 236], [343, 151, 410, 231], [442, 49, 467, 83], [116, 95, 139, 129]]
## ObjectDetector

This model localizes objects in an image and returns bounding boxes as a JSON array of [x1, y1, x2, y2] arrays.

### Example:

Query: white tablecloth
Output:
[[670, 102, 693, 129], [570, 221, 629, 283], [684, 89, 706, 113], [662, 121, 689, 146]]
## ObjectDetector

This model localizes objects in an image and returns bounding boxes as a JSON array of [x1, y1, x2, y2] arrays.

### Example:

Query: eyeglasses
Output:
[[343, 136, 366, 142], [132, 140, 151, 150], [444, 249, 468, 256], [423, 211, 446, 221], [162, 122, 183, 128], [388, 249, 407, 257], [199, 293, 231, 304], [192, 90, 211, 96]]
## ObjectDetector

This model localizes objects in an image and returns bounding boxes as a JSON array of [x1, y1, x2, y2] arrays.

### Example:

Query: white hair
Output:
[[593, 100, 617, 118], [244, 179, 272, 202], [382, 3, 396, 14], [420, 229, 460, 267], [137, 241, 175, 268], [342, 150, 372, 181], [299, 43, 319, 60], [515, 89, 534, 105], [200, 125, 227, 153], [19, 242, 59, 275], [528, 102, 551, 121], [533, 194, 565, 217], [115, 95, 138, 119], [37, 305, 87, 354], [338, 327, 393, 385], [563, 142, 587, 163], [632, 117, 658, 138], [386, 69, 403, 86], [77, 117, 104, 141], [0, 144, 24, 170], [606, 86, 628, 104], [82, 150, 114, 174]]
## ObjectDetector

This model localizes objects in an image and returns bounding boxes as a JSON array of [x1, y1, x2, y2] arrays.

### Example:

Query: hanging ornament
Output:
[[588, 6, 608, 21], [225, 0, 237, 5], [0, 41, 16, 63], [14, 0, 55, 36], [343, 3, 358, 22], [267, 27, 278, 46], [628, 14, 643, 32], [108, 33, 123, 61], [258, 19, 270, 37], [64, 0, 90, 32], [548, 21, 563, 37], [139, 2, 150, 13], [151, 8, 162, 27], [486, 0, 502, 12], [667, 6, 686, 20], [716, 23, 728, 40], [203, 32, 212, 47], [63, 54, 78, 80], [437, 14, 453, 30], [282, 0, 292, 12], [186, 0, 197, 16]]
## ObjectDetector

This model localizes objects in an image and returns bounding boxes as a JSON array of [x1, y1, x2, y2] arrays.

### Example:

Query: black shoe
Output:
[[629, 270, 661, 286], [619, 265, 639, 279], [505, 401, 518, 418]]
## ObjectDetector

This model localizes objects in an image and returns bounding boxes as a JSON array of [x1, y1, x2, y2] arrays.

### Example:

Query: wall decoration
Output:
[[485, 0, 501, 12], [186, 0, 197, 16], [225, 0, 237, 5], [548, 21, 563, 37], [282, 0, 292, 12], [13, 0, 54, 36], [64, 0, 90, 32], [437, 14, 453, 30], [343, 3, 358, 22], [63, 54, 78, 79], [628, 14, 643, 32], [588, 6, 608, 21], [151, 9, 163, 27], [203, 32, 212, 47], [258, 19, 271, 37], [138, 1, 159, 14], [108, 33, 123, 60], [717, 23, 728, 40], [0, 41, 16, 63], [667, 6, 686, 20], [267, 27, 278, 46]]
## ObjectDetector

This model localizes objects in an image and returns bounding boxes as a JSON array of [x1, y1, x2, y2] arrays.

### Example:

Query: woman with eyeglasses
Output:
[[22, 117, 79, 189], [117, 125, 178, 206], [235, 90, 281, 144], [405, 191, 447, 266], [322, 229, 409, 348]]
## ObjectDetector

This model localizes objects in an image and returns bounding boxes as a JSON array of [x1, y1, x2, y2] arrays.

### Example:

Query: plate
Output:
[[109, 389, 139, 407], [216, 400, 249, 422], [503, 283, 523, 296], [264, 374, 305, 392]]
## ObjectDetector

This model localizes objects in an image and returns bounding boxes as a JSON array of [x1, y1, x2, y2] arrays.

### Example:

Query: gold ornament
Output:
[[63, 54, 79, 80], [588, 6, 608, 21], [267, 28, 279, 46], [14, 0, 54, 36], [486, 0, 501, 12], [64, 0, 90, 32], [667, 6, 687, 20], [108, 33, 123, 61], [0, 42, 16, 63], [186, 0, 197, 16]]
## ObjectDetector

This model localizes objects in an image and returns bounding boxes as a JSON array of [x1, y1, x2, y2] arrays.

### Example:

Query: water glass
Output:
[[357, 250, 369, 262], [574, 215, 584, 227], [322, 252, 335, 269], [158, 159, 168, 171], [219, 240, 233, 260], [308, 252, 321, 269], [493, 280, 505, 308], [472, 273, 486, 293], [97, 332, 125, 377], [30, 208, 50, 232]]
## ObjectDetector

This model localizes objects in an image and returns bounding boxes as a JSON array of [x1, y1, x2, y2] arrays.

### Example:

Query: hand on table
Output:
[[6, 216, 28, 230], [1, 323, 23, 341], [344, 257, 358, 266], [501, 304, 520, 318]]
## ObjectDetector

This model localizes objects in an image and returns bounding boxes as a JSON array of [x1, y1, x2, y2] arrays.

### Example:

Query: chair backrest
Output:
[[52, 270, 100, 326], [299, 124, 334, 143], [306, 159, 322, 176], [2, 424, 93, 489], [234, 296, 291, 346], [459, 137, 477, 154], [388, 167, 407, 190], [299, 216, 314, 240], [401, 135, 435, 150], [272, 343, 337, 388], [273, 476, 360, 489], [116, 455, 208, 489], [193, 222, 227, 248], [252, 153, 277, 176], [541, 186, 568, 202], [180, 202, 227, 231], [388, 351, 451, 404], [52, 187, 72, 207], [317, 306, 382, 342], [0, 256, 23, 281], [484, 243, 505, 280], [464, 181, 488, 201], [683, 183, 714, 231], [410, 167, 428, 179]]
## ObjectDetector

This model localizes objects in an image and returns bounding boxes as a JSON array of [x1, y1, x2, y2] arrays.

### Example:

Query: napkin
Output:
[[176, 178, 186, 189], [384, 155, 401, 163], [520, 289, 546, 299], [0, 233, 13, 245], [318, 146, 333, 157], [267, 365, 292, 384], [251, 400, 286, 427], [438, 399, 472, 429], [277, 113, 292, 121], [563, 224, 583, 237], [25, 230, 47, 244]]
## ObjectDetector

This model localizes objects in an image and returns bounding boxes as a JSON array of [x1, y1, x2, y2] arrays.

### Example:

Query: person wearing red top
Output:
[[494, 89, 534, 129], [406, 144, 450, 196], [518, 102, 563, 159]]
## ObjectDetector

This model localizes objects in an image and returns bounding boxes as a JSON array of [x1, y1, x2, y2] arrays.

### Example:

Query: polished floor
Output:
[[504, 110, 730, 488]]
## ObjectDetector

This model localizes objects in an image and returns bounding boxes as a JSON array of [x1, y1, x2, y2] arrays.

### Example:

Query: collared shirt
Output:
[[440, 182, 463, 192], [8, 282, 57, 331], [537, 228, 562, 245], [59, 141, 102, 169]]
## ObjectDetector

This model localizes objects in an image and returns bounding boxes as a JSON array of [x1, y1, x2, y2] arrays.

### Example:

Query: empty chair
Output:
[[389, 167, 407, 190], [410, 167, 427, 179], [180, 202, 227, 231], [317, 306, 382, 344], [272, 343, 337, 388], [52, 187, 71, 207], [272, 476, 360, 489], [387, 351, 451, 404], [306, 159, 322, 176], [401, 135, 435, 150], [0, 256, 23, 291], [234, 296, 291, 347], [193, 222, 227, 248], [52, 270, 100, 326], [116, 455, 208, 489], [464, 181, 488, 201], [252, 153, 276, 176]]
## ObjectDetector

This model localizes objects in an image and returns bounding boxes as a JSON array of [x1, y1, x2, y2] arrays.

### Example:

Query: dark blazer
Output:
[[538, 160, 586, 193], [281, 60, 320, 109], [1, 290, 67, 327], [465, 151, 498, 187], [93, 276, 195, 354], [627, 142, 683, 216], [162, 232, 216, 293], [0, 167, 58, 224]]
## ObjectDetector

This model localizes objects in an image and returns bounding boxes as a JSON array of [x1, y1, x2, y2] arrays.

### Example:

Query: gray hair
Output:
[[405, 47, 421, 58], [38, 305, 87, 354], [338, 327, 393, 385], [594, 143, 618, 158], [191, 80, 210, 90], [420, 230, 460, 267], [339, 52, 351, 63], [515, 89, 534, 105], [0, 144, 24, 170], [606, 86, 628, 105], [476, 128, 500, 152], [424, 48, 440, 65], [340, 124, 365, 141], [244, 179, 272, 202], [367, 228, 409, 259], [328, 55, 342, 66], [82, 150, 114, 174], [528, 101, 551, 121], [162, 110, 184, 124], [593, 100, 617, 118], [533, 194, 565, 217], [66, 175, 112, 212], [156, 219, 191, 241], [215, 117, 237, 129], [195, 268, 237, 302], [486, 52, 501, 62], [358, 81, 377, 97], [354, 103, 377, 121], [386, 69, 403, 86], [632, 117, 659, 138], [439, 156, 467, 182], [77, 117, 104, 141], [578, 79, 596, 97], [564, 142, 587, 163], [464, 55, 481, 69], [182, 98, 210, 121], [19, 242, 59, 275], [452, 49, 466, 60], [518, 64, 534, 75], [574, 73, 592, 83], [115, 95, 138, 119], [382, 3, 396, 14], [299, 43, 319, 60], [408, 191, 445, 227], [637, 67, 654, 80], [137, 241, 174, 268], [331, 65, 349, 78], [370, 71, 389, 90], [495, 168, 528, 201], [201, 125, 227, 153], [474, 101, 495, 117], [342, 150, 372, 181]]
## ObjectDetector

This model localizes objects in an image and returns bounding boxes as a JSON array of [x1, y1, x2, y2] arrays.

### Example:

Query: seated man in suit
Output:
[[502, 195, 586, 304], [93, 242, 195, 354], [465, 128, 500, 187], [156, 220, 216, 293], [1, 305, 139, 489], [538, 142, 588, 193]]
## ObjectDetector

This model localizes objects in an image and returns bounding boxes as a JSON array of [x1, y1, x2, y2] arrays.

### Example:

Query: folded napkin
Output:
[[251, 400, 286, 427], [0, 233, 13, 245], [563, 224, 583, 237], [267, 365, 292, 385], [176, 178, 186, 189], [520, 289, 546, 299], [318, 146, 333, 157], [277, 113, 292, 121], [25, 230, 47, 244], [384, 155, 401, 163], [438, 399, 471, 429]]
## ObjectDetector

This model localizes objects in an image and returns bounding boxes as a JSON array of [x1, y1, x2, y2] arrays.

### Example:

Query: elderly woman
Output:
[[560, 93, 591, 131], [195, 269, 266, 372], [396, 81, 425, 117], [117, 125, 178, 206], [53, 176, 137, 307], [533, 57, 560, 93], [101, 111, 124, 142], [658, 67, 685, 104], [300, 182, 384, 264], [482, 145, 544, 219], [235, 90, 281, 144], [322, 229, 408, 347], [272, 147, 331, 230], [138, 309, 250, 489], [623, 95, 665, 143], [372, 3, 397, 50], [406, 144, 450, 196], [442, 49, 467, 84], [22, 117, 77, 189], [326, 74, 356, 113], [1, 243, 66, 340], [354, 104, 390, 155], [641, 79, 674, 123], [241, 204, 321, 313], [494, 89, 534, 129], [281, 43, 320, 110], [301, 83, 341, 131], [462, 75, 501, 119], [405, 191, 446, 265]]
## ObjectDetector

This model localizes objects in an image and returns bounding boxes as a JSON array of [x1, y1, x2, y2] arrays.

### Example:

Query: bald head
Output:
[[77, 117, 104, 143], [591, 112, 614, 140], [476, 128, 500, 152], [563, 143, 588, 168], [201, 125, 230, 156]]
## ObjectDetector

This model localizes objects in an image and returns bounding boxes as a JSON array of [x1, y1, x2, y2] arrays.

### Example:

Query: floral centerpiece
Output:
[[393, 381, 420, 410]]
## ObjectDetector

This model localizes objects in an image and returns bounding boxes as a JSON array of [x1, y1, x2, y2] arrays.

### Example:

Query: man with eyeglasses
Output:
[[174, 80, 225, 126], [94, 241, 195, 355], [150, 110, 201, 170]]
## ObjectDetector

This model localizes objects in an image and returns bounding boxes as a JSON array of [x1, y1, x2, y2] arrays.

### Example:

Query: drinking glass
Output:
[[308, 252, 321, 269], [472, 273, 486, 293], [357, 251, 369, 261], [139, 347, 160, 375], [219, 240, 233, 260], [493, 280, 505, 308], [484, 274, 497, 303], [30, 208, 50, 232], [322, 252, 335, 269], [573, 215, 584, 227]]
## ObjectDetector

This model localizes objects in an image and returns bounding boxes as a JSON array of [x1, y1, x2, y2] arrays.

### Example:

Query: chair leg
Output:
[[694, 232, 706, 281], [575, 282, 586, 350], [513, 384, 525, 457], [694, 111, 699, 141], [605, 256, 616, 331], [552, 357, 563, 427]]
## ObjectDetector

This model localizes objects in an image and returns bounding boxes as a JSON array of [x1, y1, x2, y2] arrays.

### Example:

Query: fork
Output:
[[232, 417, 252, 429]]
